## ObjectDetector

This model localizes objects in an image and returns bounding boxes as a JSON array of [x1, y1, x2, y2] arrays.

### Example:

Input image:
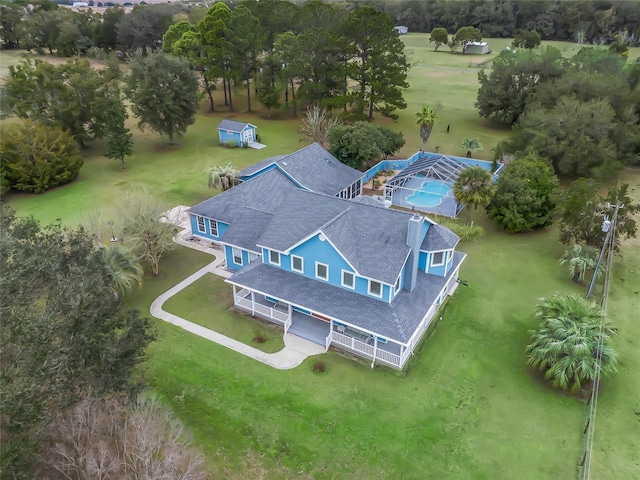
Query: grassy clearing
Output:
[[163, 274, 286, 353], [3, 36, 640, 478]]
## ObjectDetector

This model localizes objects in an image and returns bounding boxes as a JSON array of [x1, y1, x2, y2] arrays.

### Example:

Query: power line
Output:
[[580, 201, 621, 480]]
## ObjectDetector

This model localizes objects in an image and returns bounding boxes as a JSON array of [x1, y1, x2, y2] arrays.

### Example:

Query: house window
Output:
[[316, 262, 329, 281], [291, 255, 303, 273], [232, 247, 243, 265], [196, 216, 206, 233], [368, 280, 382, 298], [431, 251, 445, 267], [342, 270, 355, 289], [209, 219, 218, 236], [395, 276, 401, 294], [269, 250, 280, 266]]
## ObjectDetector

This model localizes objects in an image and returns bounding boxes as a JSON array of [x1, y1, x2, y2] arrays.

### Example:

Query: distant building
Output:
[[72, 2, 89, 7], [464, 41, 490, 54], [395, 26, 409, 35]]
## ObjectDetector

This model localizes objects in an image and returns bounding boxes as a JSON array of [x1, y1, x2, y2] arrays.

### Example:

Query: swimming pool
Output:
[[406, 180, 452, 208]]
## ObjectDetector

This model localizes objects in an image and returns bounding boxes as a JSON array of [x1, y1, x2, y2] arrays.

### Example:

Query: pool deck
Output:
[[390, 177, 459, 217]]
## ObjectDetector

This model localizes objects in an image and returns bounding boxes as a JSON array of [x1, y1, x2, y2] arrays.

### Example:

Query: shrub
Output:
[[0, 120, 83, 193], [312, 361, 326, 373], [449, 222, 485, 242], [386, 170, 394, 177], [225, 139, 237, 148]]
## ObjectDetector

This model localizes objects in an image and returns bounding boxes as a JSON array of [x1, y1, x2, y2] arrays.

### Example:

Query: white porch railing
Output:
[[233, 293, 290, 325], [329, 331, 402, 368], [284, 315, 292, 334]]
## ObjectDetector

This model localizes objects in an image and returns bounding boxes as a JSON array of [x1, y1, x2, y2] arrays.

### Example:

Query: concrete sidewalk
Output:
[[149, 225, 325, 369]]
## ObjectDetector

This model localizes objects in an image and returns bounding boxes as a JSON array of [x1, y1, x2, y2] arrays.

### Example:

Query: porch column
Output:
[[250, 291, 255, 315], [288, 303, 292, 321], [232, 285, 237, 305], [371, 336, 378, 369]]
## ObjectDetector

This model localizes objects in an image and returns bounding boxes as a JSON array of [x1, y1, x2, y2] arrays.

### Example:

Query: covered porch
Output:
[[231, 286, 410, 368]]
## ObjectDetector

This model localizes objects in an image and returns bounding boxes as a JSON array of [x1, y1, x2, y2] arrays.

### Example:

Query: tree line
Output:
[[366, 0, 640, 45]]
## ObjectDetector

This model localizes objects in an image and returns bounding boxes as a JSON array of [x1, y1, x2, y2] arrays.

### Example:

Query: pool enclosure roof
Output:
[[385, 154, 470, 189]]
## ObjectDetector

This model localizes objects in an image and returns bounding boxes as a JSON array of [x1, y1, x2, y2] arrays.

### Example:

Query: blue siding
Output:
[[263, 234, 392, 302], [218, 130, 242, 146], [418, 251, 427, 271], [225, 245, 253, 270], [190, 214, 229, 241]]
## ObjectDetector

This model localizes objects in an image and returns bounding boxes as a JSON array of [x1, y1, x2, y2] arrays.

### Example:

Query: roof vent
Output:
[[282, 161, 288, 166], [324, 158, 333, 166]]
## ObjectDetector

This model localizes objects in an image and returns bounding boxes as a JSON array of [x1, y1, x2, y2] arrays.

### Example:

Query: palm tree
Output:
[[525, 295, 617, 393], [559, 244, 603, 284], [101, 244, 144, 299], [208, 163, 239, 191], [460, 137, 483, 158], [452, 166, 495, 223], [415, 105, 438, 146]]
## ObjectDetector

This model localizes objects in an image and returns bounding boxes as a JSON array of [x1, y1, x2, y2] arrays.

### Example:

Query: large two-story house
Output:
[[188, 144, 465, 369]]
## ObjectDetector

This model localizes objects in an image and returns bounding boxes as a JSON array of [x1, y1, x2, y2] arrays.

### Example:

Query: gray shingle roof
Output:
[[240, 143, 362, 196], [217, 119, 255, 132], [240, 156, 286, 177], [226, 252, 466, 344], [256, 189, 413, 284], [187, 169, 297, 249], [421, 223, 460, 251]]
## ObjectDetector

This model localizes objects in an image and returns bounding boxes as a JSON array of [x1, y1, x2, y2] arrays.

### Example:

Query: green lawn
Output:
[[163, 273, 286, 353], [3, 36, 640, 479]]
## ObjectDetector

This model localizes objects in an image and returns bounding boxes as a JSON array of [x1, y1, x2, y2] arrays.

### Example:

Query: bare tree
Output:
[[38, 395, 207, 480], [299, 105, 339, 147]]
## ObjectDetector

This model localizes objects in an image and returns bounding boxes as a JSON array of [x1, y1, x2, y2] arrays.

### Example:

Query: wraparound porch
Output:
[[231, 287, 412, 368]]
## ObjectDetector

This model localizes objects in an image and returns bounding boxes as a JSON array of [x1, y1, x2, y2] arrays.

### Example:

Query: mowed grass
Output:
[[125, 211, 589, 479], [3, 36, 640, 478], [163, 274, 286, 353]]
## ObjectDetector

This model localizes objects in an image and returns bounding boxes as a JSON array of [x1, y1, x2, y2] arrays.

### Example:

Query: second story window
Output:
[[269, 250, 280, 266], [368, 280, 382, 298], [342, 270, 355, 289], [316, 262, 329, 281], [431, 251, 445, 267], [291, 255, 303, 273]]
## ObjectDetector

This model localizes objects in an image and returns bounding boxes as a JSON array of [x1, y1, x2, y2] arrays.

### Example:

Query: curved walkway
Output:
[[149, 226, 325, 370]]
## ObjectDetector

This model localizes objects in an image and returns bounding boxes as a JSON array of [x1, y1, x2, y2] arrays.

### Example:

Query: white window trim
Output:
[[291, 255, 304, 273], [431, 251, 445, 267], [368, 280, 383, 298], [341, 270, 355, 289], [209, 219, 218, 236], [395, 276, 401, 294], [232, 247, 243, 266], [269, 250, 280, 266], [315, 262, 329, 281], [196, 215, 205, 233]]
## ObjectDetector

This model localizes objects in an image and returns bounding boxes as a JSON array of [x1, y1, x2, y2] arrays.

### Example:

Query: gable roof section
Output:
[[240, 155, 286, 177], [217, 119, 256, 132], [240, 143, 362, 196], [258, 189, 413, 284], [421, 223, 460, 251]]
